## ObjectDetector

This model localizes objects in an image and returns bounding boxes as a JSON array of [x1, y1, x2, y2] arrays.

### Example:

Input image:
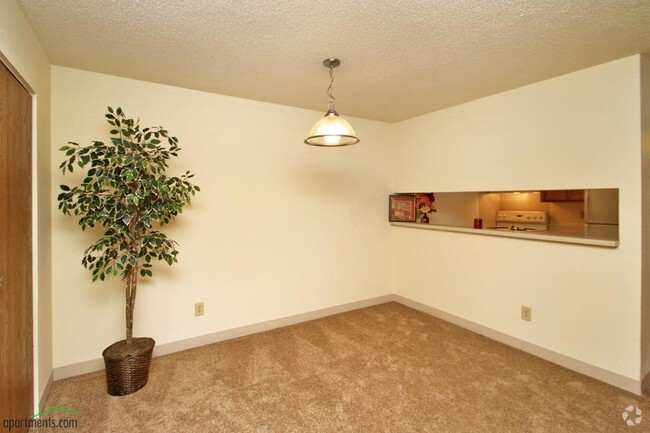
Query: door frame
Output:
[[0, 51, 40, 414]]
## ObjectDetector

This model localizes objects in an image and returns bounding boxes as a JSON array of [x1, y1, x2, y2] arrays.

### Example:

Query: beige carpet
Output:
[[32, 303, 648, 432]]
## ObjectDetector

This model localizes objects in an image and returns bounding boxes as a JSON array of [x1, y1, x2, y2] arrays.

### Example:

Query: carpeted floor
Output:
[[32, 302, 649, 432]]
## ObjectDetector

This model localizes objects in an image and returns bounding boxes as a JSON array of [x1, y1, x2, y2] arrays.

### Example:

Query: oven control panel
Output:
[[496, 211, 548, 225]]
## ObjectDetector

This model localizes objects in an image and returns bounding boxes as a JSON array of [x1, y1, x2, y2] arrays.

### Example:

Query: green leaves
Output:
[[57, 106, 200, 284]]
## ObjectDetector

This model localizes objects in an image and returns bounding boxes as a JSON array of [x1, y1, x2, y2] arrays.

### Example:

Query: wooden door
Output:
[[0, 61, 33, 433]]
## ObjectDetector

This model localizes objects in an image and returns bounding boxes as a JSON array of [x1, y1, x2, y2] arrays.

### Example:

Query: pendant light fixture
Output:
[[304, 58, 360, 147]]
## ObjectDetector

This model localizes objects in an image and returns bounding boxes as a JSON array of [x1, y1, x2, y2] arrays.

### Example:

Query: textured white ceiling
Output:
[[16, 0, 650, 122]]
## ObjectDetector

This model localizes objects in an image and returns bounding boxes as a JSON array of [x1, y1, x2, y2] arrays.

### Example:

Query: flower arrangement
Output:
[[415, 193, 436, 214]]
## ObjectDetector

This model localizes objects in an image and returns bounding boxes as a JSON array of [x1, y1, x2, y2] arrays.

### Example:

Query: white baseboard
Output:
[[53, 294, 396, 381], [153, 294, 396, 357], [52, 359, 104, 382], [39, 372, 53, 411], [53, 293, 643, 395], [642, 370, 650, 394], [393, 295, 643, 395]]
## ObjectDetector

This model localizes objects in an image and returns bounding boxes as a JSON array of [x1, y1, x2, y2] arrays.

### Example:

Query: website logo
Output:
[[622, 405, 642, 427], [3, 405, 84, 431], [31, 405, 85, 419]]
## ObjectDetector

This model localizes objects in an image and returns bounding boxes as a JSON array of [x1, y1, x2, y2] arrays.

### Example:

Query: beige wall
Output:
[[0, 0, 646, 401], [51, 57, 647, 389], [44, 51, 649, 391], [392, 56, 643, 381], [641, 54, 650, 381], [50, 66, 395, 368], [0, 0, 52, 408]]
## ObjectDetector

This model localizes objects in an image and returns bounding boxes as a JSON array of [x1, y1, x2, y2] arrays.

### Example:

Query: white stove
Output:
[[494, 211, 548, 231]]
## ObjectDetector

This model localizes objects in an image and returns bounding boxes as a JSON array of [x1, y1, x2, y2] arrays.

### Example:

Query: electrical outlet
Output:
[[194, 302, 204, 317], [521, 306, 532, 322]]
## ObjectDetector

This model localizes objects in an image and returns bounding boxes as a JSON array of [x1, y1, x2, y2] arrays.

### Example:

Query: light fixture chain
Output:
[[327, 64, 336, 111], [304, 57, 359, 146]]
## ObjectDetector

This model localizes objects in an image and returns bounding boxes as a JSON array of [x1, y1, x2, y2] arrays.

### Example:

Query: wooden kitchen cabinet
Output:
[[540, 190, 584, 202]]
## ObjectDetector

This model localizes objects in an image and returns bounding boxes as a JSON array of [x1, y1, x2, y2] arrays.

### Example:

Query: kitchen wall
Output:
[[50, 66, 395, 370], [0, 0, 53, 408], [408, 190, 586, 228], [400, 191, 585, 229], [496, 192, 584, 226], [419, 192, 479, 227], [391, 56, 643, 385]]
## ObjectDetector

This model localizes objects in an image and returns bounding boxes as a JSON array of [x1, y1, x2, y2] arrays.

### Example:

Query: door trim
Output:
[[0, 53, 39, 416], [0, 51, 34, 95]]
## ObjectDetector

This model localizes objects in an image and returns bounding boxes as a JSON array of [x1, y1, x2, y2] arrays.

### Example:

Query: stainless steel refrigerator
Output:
[[584, 189, 619, 225]]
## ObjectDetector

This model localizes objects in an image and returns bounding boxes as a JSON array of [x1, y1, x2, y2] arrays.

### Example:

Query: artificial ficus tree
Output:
[[57, 107, 200, 344]]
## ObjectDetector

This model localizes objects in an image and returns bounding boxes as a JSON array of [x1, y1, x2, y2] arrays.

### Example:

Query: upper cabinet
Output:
[[540, 190, 584, 202]]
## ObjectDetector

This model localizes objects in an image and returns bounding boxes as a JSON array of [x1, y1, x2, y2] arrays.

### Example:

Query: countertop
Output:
[[390, 222, 619, 247]]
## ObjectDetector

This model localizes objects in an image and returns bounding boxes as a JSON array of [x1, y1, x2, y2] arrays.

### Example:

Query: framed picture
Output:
[[389, 195, 416, 222]]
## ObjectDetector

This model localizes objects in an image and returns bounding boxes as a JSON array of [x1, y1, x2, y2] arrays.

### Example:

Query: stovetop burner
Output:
[[493, 211, 549, 231], [486, 226, 538, 231]]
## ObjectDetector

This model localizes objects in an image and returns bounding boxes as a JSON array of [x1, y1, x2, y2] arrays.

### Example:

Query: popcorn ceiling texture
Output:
[[15, 0, 650, 122]]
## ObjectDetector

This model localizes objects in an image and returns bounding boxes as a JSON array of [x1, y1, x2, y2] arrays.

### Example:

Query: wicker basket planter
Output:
[[102, 337, 155, 396]]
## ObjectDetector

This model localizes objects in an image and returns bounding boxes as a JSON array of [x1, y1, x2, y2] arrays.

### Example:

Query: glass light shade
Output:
[[304, 110, 360, 147]]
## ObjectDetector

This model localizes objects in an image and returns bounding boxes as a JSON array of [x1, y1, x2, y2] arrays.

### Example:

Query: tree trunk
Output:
[[125, 262, 138, 344], [126, 184, 140, 345]]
